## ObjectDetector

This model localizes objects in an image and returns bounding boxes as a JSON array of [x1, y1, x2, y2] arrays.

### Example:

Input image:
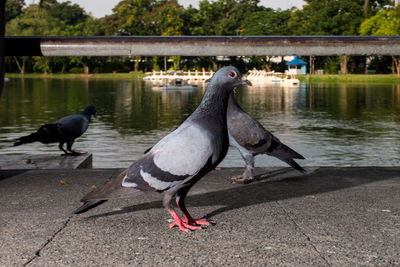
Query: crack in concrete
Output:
[[23, 171, 118, 265], [277, 201, 331, 267], [23, 216, 72, 266]]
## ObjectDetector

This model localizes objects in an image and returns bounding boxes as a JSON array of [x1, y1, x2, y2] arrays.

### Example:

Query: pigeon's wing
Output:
[[228, 110, 274, 154], [56, 114, 89, 138], [81, 123, 214, 201], [123, 123, 214, 191]]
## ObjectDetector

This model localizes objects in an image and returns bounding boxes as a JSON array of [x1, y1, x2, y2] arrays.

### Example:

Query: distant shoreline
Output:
[[299, 74, 400, 83], [4, 72, 145, 80], [5, 73, 400, 84]]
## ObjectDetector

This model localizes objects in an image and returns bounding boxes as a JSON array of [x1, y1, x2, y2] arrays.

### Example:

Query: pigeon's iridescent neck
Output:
[[82, 110, 93, 122], [198, 83, 232, 112]]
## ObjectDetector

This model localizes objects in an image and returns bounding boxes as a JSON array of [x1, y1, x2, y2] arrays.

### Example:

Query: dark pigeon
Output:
[[227, 93, 305, 184], [14, 105, 96, 155], [74, 66, 251, 232]]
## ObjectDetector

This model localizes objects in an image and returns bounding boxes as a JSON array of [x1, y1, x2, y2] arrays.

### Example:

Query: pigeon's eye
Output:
[[229, 71, 237, 78]]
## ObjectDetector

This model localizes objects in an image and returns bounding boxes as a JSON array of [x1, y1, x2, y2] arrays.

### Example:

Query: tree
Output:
[[149, 0, 185, 36], [182, 5, 206, 35], [6, 1, 91, 73], [289, 0, 364, 35], [360, 8, 400, 35], [182, 0, 261, 36], [360, 7, 400, 75], [5, 0, 24, 23], [45, 0, 88, 26], [6, 4, 63, 35], [288, 0, 391, 74], [242, 8, 292, 35], [6, 4, 64, 73], [101, 0, 155, 35], [213, 0, 260, 35]]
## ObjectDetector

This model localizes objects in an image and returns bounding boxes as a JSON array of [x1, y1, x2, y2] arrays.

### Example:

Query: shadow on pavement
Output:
[[0, 170, 28, 181], [86, 167, 398, 220]]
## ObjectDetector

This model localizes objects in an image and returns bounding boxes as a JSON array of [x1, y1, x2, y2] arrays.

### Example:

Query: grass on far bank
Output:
[[298, 74, 400, 83], [6, 72, 400, 84], [5, 72, 145, 80]]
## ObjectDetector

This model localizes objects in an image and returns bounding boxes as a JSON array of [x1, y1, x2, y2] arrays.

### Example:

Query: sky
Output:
[[27, 0, 305, 18]]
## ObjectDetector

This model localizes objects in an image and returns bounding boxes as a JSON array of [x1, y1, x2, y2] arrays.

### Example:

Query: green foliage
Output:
[[4, 0, 400, 74], [101, 0, 155, 35], [152, 57, 160, 71], [325, 62, 340, 74], [64, 17, 105, 36], [360, 7, 400, 76], [289, 0, 365, 35], [44, 0, 88, 26], [360, 8, 400, 35], [6, 4, 63, 35], [171, 56, 181, 70], [242, 8, 292, 35], [69, 67, 84, 73], [150, 0, 185, 35], [5, 0, 25, 23], [32, 56, 51, 73]]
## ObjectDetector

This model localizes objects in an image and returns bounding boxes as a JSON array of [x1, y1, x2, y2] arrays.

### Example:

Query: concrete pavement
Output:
[[0, 167, 399, 266]]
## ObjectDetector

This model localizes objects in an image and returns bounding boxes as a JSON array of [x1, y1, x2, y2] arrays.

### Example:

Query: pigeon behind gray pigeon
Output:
[[14, 105, 96, 155], [74, 66, 251, 232], [227, 93, 305, 184]]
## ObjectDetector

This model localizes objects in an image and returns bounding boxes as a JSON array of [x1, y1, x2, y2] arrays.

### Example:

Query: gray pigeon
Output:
[[14, 105, 96, 155], [74, 66, 251, 232], [227, 93, 305, 184]]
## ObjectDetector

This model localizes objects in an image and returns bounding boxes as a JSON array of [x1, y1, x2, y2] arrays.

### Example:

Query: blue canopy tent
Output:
[[285, 56, 307, 75]]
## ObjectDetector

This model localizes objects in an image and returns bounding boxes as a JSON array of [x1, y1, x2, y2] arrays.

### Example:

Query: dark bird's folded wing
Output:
[[56, 114, 88, 139]]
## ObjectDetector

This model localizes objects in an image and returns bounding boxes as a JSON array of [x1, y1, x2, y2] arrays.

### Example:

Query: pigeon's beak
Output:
[[241, 77, 252, 86]]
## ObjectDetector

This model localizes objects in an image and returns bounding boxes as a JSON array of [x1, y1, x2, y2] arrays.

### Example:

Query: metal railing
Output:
[[5, 36, 400, 57], [2, 35, 400, 97]]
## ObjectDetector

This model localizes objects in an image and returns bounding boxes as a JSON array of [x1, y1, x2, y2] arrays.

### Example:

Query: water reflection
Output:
[[1, 77, 399, 168]]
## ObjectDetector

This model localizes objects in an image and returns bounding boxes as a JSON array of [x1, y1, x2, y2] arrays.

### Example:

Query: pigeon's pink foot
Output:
[[169, 220, 202, 231], [183, 217, 210, 226], [175, 201, 211, 227], [167, 210, 201, 232]]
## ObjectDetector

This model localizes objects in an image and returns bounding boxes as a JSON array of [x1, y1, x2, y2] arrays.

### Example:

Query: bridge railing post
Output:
[[0, 0, 6, 98]]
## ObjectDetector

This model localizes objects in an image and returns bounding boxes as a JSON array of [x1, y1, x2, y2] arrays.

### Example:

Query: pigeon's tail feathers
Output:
[[14, 132, 39, 146], [283, 158, 306, 173], [74, 200, 107, 214], [14, 124, 59, 146], [278, 143, 305, 160], [267, 143, 306, 173]]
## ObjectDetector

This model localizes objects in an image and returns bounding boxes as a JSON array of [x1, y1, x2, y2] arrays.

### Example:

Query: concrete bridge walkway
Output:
[[0, 167, 399, 266]]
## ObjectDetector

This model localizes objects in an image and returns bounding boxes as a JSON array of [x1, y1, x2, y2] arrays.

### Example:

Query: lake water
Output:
[[1, 76, 400, 168]]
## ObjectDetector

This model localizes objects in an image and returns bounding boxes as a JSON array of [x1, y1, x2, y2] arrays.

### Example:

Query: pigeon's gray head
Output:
[[206, 66, 252, 89], [83, 105, 97, 118], [197, 66, 251, 112]]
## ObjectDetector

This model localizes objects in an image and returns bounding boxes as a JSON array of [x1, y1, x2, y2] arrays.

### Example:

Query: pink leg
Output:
[[177, 201, 210, 226], [167, 209, 201, 232], [183, 217, 210, 226]]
